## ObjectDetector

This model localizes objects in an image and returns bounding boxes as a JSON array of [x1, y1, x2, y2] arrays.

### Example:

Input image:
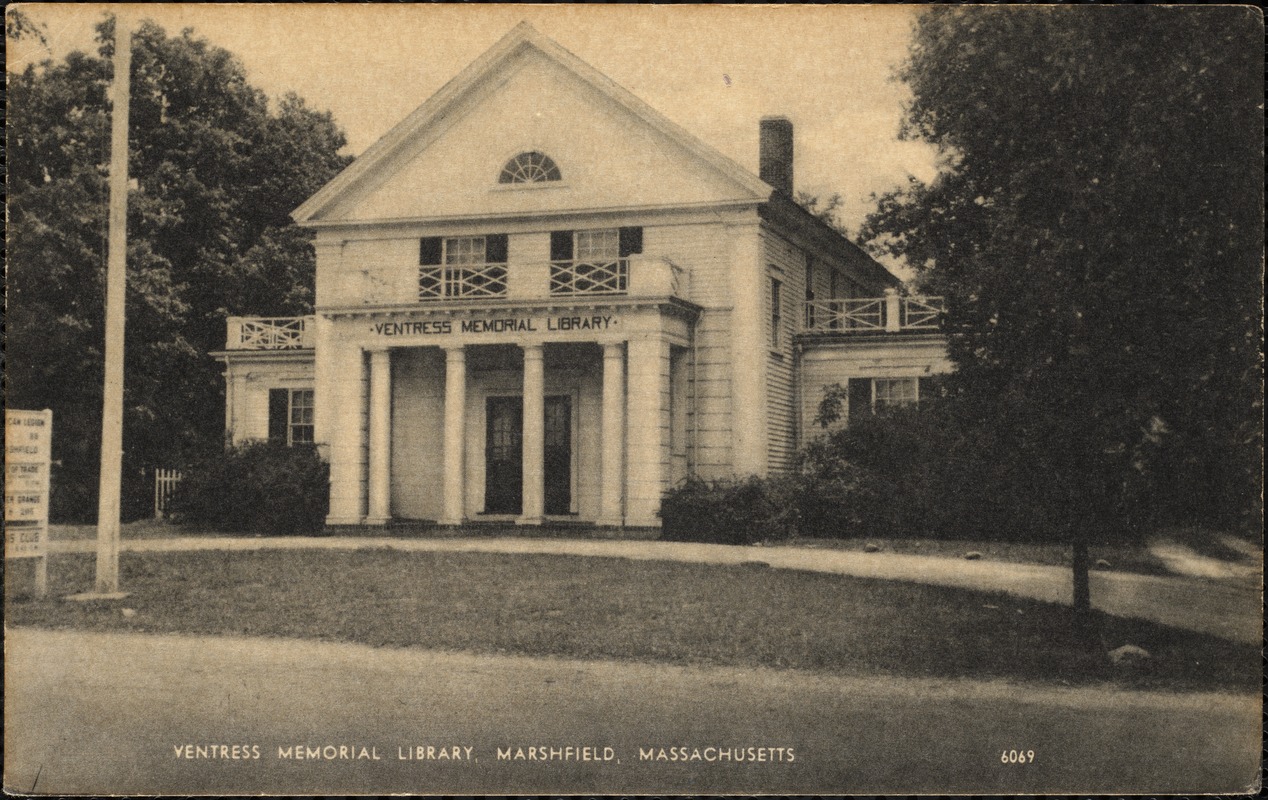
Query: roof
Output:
[[292, 22, 772, 223]]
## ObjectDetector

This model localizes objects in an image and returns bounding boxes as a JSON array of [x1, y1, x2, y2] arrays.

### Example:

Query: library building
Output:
[[214, 23, 951, 530]]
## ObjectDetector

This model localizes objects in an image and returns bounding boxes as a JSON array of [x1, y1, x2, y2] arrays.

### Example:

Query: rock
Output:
[[121, 608, 137, 619], [863, 543, 881, 553], [1108, 644, 1151, 666], [1095, 558, 1112, 569], [963, 551, 983, 560]]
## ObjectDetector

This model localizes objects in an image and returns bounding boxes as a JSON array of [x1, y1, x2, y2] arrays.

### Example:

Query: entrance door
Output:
[[484, 396, 522, 514], [544, 395, 572, 515]]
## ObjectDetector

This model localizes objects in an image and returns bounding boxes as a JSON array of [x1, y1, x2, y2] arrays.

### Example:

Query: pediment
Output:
[[295, 25, 771, 225]]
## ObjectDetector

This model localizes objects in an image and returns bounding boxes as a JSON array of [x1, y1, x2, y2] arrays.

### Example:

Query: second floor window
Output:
[[549, 227, 641, 295], [419, 234, 509, 299], [770, 276, 784, 350]]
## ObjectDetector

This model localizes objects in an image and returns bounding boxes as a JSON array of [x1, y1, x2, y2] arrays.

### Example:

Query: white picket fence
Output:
[[154, 468, 183, 519]]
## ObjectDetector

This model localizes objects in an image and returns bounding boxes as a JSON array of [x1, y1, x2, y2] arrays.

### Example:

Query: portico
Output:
[[320, 297, 696, 529]]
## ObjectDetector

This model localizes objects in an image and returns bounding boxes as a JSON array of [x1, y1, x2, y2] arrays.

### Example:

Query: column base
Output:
[[438, 517, 467, 528], [595, 516, 625, 528], [515, 515, 545, 527], [325, 515, 364, 527], [362, 516, 392, 527]]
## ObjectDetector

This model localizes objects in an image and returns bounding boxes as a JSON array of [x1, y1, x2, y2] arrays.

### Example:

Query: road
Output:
[[5, 628, 1260, 795], [49, 534, 1264, 643]]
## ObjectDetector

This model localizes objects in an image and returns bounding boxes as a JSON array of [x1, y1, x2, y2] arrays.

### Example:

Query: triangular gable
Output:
[[293, 22, 772, 224]]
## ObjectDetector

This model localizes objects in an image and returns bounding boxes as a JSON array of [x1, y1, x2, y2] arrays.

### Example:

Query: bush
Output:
[[661, 476, 799, 545], [168, 441, 329, 535]]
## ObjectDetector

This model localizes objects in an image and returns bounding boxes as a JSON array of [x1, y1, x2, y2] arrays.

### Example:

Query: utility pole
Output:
[[94, 13, 132, 597]]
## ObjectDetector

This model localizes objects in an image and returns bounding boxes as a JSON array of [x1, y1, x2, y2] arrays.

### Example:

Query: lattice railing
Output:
[[901, 296, 945, 329], [801, 297, 945, 334], [804, 299, 885, 332], [228, 316, 313, 349], [549, 259, 629, 296], [419, 264, 509, 300]]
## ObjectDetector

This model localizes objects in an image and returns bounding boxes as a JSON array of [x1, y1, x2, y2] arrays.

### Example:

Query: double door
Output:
[[484, 395, 572, 515]]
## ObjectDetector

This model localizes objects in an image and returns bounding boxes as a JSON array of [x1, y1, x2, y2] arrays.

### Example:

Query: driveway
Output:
[[4, 628, 1260, 796], [49, 534, 1262, 643]]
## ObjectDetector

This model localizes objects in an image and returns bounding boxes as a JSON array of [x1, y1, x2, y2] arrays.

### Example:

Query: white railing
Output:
[[226, 316, 314, 349], [154, 468, 183, 519], [419, 263, 509, 300], [802, 295, 945, 334], [900, 296, 944, 329], [549, 259, 629, 296], [410, 257, 684, 300]]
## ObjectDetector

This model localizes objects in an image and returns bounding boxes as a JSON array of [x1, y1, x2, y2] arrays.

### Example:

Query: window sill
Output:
[[489, 182, 571, 193]]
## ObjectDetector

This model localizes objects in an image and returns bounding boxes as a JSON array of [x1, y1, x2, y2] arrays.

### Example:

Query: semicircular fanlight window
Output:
[[498, 151, 562, 184]]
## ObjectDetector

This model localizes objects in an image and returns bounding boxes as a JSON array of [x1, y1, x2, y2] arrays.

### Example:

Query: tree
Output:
[[7, 17, 352, 521], [795, 191, 848, 236], [859, 7, 1263, 619]]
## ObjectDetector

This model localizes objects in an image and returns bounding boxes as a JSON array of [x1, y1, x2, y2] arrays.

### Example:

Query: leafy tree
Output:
[[859, 7, 1262, 617], [7, 17, 352, 521]]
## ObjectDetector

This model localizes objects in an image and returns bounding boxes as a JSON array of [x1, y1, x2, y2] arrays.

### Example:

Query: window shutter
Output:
[[486, 233, 508, 264], [550, 231, 573, 262], [268, 389, 289, 443], [419, 237, 442, 266], [618, 226, 643, 257], [847, 379, 872, 422]]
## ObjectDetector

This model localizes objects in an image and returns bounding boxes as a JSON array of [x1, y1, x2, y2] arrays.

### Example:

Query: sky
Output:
[[8, 4, 942, 234]]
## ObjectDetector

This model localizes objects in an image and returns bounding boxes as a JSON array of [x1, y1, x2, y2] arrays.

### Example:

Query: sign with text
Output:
[[372, 314, 619, 338], [5, 409, 52, 558]]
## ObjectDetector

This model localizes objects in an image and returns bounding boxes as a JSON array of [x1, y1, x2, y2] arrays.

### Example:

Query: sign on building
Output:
[[6, 409, 52, 595]]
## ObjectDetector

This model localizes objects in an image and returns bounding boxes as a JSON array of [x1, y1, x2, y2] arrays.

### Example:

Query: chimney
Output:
[[759, 116, 794, 195]]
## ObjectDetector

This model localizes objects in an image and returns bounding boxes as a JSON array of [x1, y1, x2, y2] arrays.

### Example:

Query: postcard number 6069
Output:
[[1001, 749, 1036, 764]]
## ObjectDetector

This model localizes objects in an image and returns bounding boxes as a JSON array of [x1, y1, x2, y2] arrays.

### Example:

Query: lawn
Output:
[[6, 549, 1256, 693]]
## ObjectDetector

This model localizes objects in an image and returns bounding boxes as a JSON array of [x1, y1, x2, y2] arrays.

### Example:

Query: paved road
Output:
[[4, 628, 1259, 795], [50, 534, 1263, 643]]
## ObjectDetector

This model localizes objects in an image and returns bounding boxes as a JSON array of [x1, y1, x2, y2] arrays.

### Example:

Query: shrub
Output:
[[661, 476, 799, 545], [168, 441, 329, 535]]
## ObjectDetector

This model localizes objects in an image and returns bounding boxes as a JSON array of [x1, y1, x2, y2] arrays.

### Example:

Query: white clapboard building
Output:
[[214, 23, 951, 529]]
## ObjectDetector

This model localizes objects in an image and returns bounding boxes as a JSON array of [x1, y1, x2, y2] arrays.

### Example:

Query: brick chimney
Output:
[[759, 116, 794, 195]]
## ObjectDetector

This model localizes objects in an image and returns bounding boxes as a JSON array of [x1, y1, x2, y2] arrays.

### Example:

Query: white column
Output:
[[440, 345, 467, 526], [626, 336, 669, 528], [598, 342, 626, 526], [518, 344, 546, 525], [325, 343, 367, 526], [365, 348, 392, 525]]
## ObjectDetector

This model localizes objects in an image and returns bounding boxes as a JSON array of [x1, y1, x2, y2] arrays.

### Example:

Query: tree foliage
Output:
[[7, 18, 352, 520], [859, 7, 1263, 540]]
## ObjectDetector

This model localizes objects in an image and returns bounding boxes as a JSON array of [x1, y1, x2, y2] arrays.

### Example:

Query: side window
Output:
[[268, 388, 314, 445], [769, 276, 784, 350]]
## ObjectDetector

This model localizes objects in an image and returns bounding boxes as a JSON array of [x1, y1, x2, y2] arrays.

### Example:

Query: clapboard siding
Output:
[[763, 229, 806, 473]]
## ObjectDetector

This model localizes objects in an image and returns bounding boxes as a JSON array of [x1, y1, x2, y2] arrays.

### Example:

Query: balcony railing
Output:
[[226, 316, 314, 350], [550, 258, 629, 296], [419, 263, 509, 300], [803, 295, 945, 334], [410, 256, 684, 302]]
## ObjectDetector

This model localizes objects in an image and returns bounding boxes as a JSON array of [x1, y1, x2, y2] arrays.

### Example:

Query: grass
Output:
[[6, 549, 1257, 693], [790, 536, 1173, 576]]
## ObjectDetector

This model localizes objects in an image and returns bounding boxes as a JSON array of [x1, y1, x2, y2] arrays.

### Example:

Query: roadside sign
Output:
[[6, 409, 52, 595]]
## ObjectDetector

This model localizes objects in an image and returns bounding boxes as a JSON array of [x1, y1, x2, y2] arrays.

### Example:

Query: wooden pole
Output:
[[95, 15, 131, 595]]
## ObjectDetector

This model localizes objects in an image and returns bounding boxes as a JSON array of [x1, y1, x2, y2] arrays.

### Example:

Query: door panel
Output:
[[484, 396, 522, 514], [544, 395, 572, 515]]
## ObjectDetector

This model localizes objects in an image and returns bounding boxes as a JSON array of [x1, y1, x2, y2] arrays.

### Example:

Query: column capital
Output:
[[521, 343, 545, 360], [602, 341, 626, 359], [443, 344, 466, 358]]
